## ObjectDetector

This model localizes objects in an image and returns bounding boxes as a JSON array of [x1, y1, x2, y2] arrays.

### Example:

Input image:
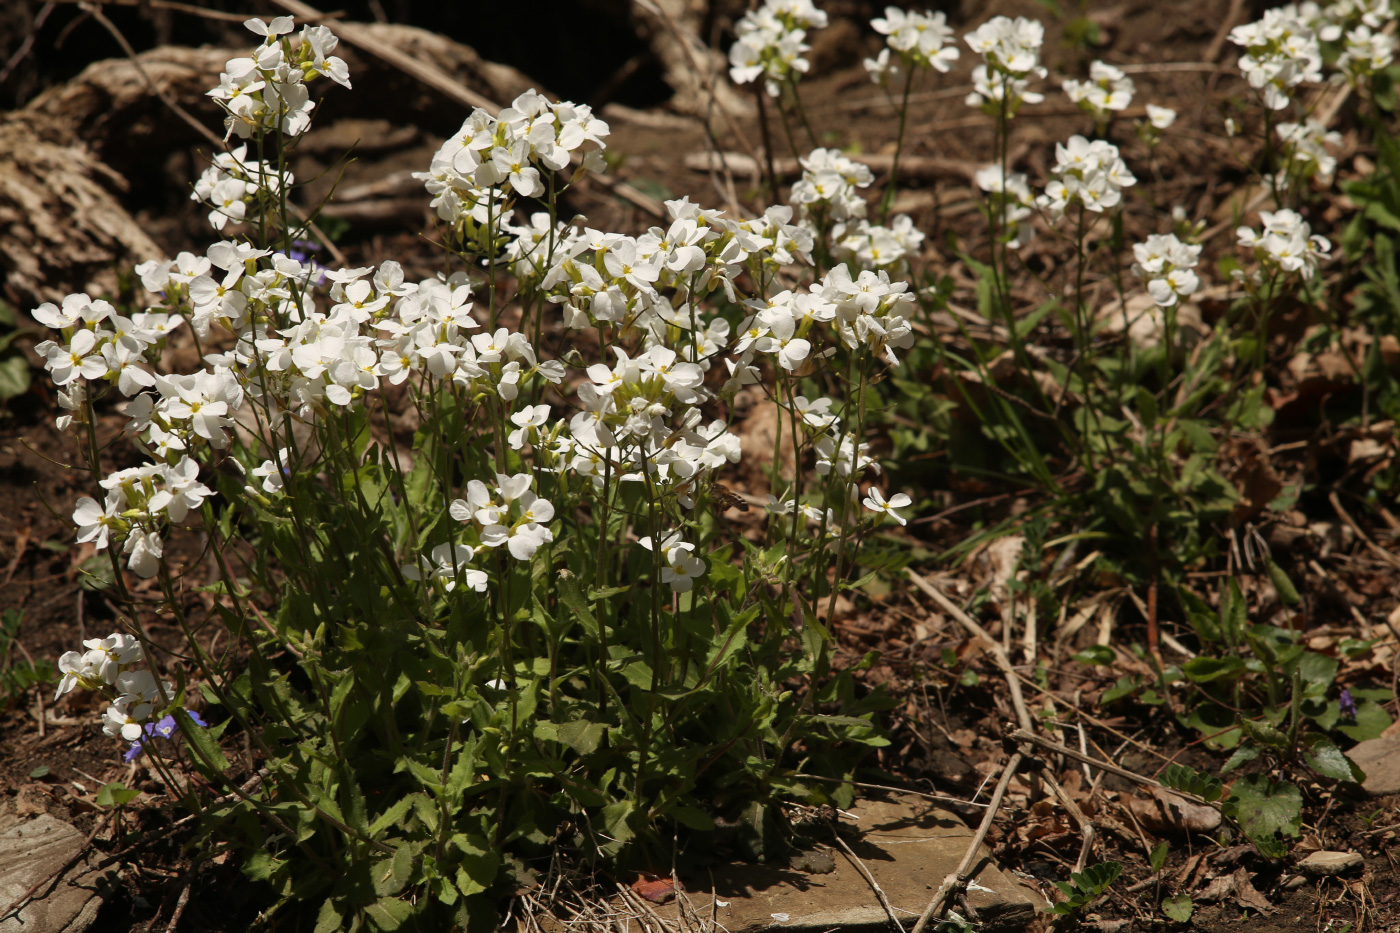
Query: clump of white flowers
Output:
[[1236, 209, 1332, 282], [55, 633, 174, 743], [1132, 234, 1204, 308], [1338, 24, 1396, 83], [206, 16, 349, 140], [834, 216, 926, 272], [975, 166, 1036, 249], [1227, 8, 1322, 110], [964, 15, 1047, 116], [1283, 0, 1390, 41], [729, 0, 828, 98], [449, 473, 557, 562], [790, 148, 875, 223], [190, 146, 291, 232], [1276, 119, 1342, 186], [864, 7, 960, 86], [1037, 136, 1137, 217], [415, 90, 609, 249], [1062, 61, 1135, 128]]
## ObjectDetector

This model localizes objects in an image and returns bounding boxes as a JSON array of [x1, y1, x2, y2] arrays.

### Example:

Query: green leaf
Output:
[[1338, 697, 1394, 742], [174, 707, 228, 772], [95, 782, 140, 807], [1265, 559, 1300, 606], [28, 765, 49, 779], [1073, 645, 1115, 666], [1221, 743, 1261, 773], [1182, 656, 1246, 682], [1304, 734, 1365, 783], [555, 571, 599, 636], [314, 898, 343, 933], [369, 795, 416, 838], [554, 719, 606, 756], [1158, 763, 1224, 802], [1149, 842, 1169, 874], [365, 896, 413, 931], [1223, 775, 1302, 854], [0, 355, 30, 401], [1162, 893, 1194, 923], [449, 834, 498, 896]]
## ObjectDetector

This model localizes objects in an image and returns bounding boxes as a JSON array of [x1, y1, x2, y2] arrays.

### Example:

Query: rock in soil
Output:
[[0, 812, 107, 933], [656, 797, 1037, 932], [1298, 851, 1365, 877], [1346, 734, 1400, 797]]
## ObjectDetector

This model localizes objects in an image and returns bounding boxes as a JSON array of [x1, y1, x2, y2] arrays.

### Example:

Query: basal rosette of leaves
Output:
[[31, 14, 909, 931]]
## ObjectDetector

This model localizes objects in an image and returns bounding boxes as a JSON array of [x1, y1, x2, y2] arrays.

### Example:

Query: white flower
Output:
[[638, 532, 705, 592], [1146, 105, 1177, 130], [402, 543, 488, 592], [863, 487, 912, 525], [1062, 61, 1134, 124], [1132, 233, 1203, 307], [1228, 9, 1322, 110]]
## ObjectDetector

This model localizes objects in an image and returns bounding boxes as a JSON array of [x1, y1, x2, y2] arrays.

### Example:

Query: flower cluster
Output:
[[1276, 119, 1342, 186], [1036, 136, 1137, 217], [964, 15, 1047, 116], [32, 294, 182, 421], [531, 199, 810, 345], [73, 457, 214, 577], [1132, 233, 1203, 308], [834, 216, 925, 271], [190, 145, 290, 232], [1236, 209, 1332, 282], [729, 0, 828, 97], [1284, 0, 1390, 41], [206, 16, 349, 140], [1228, 8, 1322, 110], [790, 148, 875, 223], [55, 634, 176, 745], [449, 473, 556, 561], [1338, 24, 1396, 83], [864, 7, 959, 85], [1062, 61, 1135, 128], [415, 90, 609, 246], [976, 165, 1036, 249]]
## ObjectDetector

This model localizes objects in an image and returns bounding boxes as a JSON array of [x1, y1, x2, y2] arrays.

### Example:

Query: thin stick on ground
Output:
[[909, 752, 1025, 933], [905, 568, 1034, 732], [832, 832, 904, 932]]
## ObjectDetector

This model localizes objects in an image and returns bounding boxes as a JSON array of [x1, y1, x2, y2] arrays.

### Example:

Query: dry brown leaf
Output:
[[631, 877, 676, 904], [1125, 787, 1221, 836], [1230, 868, 1275, 914]]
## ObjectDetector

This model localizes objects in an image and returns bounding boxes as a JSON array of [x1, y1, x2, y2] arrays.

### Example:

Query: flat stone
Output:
[[0, 813, 108, 933], [662, 798, 1038, 932], [1298, 851, 1364, 877], [1346, 735, 1400, 797]]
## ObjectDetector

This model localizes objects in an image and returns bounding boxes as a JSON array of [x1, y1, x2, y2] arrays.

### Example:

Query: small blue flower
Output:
[[1339, 688, 1357, 719], [123, 709, 209, 762]]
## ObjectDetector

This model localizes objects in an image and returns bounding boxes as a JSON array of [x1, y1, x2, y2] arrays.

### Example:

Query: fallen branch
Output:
[[909, 752, 1025, 933], [832, 833, 904, 932], [905, 568, 1034, 731]]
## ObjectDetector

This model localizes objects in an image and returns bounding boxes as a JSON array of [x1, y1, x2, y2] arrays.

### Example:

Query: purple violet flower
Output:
[[123, 709, 209, 762]]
